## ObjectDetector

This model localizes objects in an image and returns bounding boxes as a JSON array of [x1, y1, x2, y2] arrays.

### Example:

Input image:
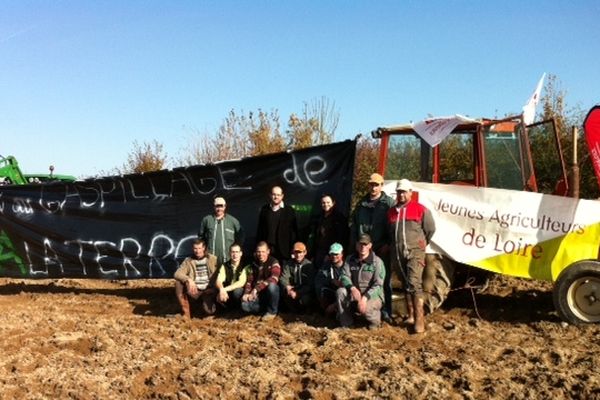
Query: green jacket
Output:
[[340, 252, 385, 301], [198, 214, 245, 266]]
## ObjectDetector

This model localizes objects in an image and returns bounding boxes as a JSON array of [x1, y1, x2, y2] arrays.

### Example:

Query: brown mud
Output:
[[0, 275, 598, 399]]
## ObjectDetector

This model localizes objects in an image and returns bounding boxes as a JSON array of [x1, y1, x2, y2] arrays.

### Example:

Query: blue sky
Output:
[[1, 1, 599, 178]]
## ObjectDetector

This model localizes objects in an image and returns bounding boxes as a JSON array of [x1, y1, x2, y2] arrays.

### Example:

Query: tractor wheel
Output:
[[553, 260, 600, 324], [423, 254, 455, 314]]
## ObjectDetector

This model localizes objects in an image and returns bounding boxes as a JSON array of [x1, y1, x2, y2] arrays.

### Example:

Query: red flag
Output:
[[584, 106, 600, 190]]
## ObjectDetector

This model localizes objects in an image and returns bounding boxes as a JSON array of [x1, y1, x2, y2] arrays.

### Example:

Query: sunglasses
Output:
[[214, 204, 225, 208]]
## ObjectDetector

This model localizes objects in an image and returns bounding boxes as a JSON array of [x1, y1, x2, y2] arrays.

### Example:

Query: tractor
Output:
[[372, 114, 600, 324], [0, 155, 76, 185]]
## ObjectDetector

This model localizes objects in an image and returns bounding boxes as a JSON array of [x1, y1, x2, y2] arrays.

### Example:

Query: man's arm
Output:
[[339, 259, 353, 289], [197, 216, 209, 241], [174, 258, 192, 283], [365, 258, 385, 301], [255, 206, 267, 243], [423, 207, 436, 243], [297, 261, 316, 296], [234, 217, 245, 246], [289, 208, 299, 246], [279, 262, 291, 288]]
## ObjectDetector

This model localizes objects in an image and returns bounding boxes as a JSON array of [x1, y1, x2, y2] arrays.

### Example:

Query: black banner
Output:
[[0, 140, 356, 279]]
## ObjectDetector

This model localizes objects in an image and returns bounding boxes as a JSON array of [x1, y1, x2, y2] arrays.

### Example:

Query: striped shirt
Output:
[[194, 258, 210, 290]]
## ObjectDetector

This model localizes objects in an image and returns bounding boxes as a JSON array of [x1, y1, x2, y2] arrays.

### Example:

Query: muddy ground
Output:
[[0, 275, 598, 400]]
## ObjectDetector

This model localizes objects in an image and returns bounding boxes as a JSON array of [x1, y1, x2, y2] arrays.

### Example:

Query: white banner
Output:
[[383, 181, 600, 281], [412, 115, 477, 147]]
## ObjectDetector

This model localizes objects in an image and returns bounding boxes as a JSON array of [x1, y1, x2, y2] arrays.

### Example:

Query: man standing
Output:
[[256, 185, 298, 263], [336, 234, 385, 329], [280, 242, 316, 313], [174, 239, 219, 318], [214, 243, 247, 310], [387, 178, 435, 333], [314, 242, 346, 315], [241, 241, 281, 321], [198, 196, 245, 268], [350, 172, 395, 322]]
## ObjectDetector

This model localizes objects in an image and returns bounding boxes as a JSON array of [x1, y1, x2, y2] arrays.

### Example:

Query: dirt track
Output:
[[0, 275, 598, 399]]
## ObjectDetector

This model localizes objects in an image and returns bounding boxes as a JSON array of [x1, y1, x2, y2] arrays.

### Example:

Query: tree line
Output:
[[121, 77, 599, 201]]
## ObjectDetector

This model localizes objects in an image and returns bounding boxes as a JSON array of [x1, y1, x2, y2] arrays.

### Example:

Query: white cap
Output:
[[396, 179, 413, 192]]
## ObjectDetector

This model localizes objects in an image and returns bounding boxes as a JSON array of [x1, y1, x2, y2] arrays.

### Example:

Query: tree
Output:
[[352, 135, 379, 208], [287, 97, 339, 150], [179, 110, 252, 165], [539, 74, 598, 199], [122, 140, 168, 174], [248, 109, 286, 156]]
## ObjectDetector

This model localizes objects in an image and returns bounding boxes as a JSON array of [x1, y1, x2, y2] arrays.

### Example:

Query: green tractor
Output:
[[0, 155, 76, 185]]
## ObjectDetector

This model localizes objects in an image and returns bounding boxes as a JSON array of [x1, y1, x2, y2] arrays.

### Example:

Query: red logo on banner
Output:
[[584, 106, 600, 190]]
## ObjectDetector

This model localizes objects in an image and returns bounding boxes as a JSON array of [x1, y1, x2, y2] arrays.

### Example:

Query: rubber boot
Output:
[[176, 281, 192, 318], [178, 294, 191, 318], [405, 294, 415, 325], [414, 296, 426, 334]]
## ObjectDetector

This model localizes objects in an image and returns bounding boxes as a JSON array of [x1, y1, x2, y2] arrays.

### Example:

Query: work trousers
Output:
[[392, 248, 426, 296], [241, 282, 280, 315], [335, 287, 382, 327]]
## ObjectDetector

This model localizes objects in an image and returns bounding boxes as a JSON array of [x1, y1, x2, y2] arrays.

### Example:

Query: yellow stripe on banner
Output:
[[470, 222, 600, 281]]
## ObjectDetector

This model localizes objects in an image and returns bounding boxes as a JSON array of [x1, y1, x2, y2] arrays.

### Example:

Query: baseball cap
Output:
[[213, 197, 226, 206], [293, 242, 307, 252], [329, 243, 343, 255], [368, 173, 384, 185], [396, 179, 413, 192], [358, 233, 372, 244]]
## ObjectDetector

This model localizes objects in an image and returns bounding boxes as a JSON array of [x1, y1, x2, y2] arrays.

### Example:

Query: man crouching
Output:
[[174, 239, 219, 318], [336, 234, 385, 329]]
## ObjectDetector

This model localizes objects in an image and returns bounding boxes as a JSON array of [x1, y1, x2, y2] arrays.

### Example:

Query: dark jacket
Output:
[[256, 203, 298, 261], [351, 192, 394, 251], [314, 258, 346, 298], [280, 258, 315, 297], [309, 208, 349, 267], [198, 214, 245, 266]]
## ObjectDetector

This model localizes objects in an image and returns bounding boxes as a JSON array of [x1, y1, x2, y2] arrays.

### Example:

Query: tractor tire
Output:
[[553, 260, 600, 324], [423, 254, 455, 314]]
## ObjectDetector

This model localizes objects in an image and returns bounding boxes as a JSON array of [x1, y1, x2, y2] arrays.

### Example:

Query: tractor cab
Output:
[[372, 115, 568, 196]]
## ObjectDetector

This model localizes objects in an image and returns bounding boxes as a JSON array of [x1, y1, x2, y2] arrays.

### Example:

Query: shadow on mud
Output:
[[441, 288, 561, 323], [0, 278, 562, 325]]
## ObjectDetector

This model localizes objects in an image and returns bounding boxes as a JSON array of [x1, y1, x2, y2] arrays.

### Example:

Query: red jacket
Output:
[[387, 201, 435, 253]]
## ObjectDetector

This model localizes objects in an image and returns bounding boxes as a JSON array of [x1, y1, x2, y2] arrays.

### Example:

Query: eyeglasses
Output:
[[358, 243, 370, 246], [293, 250, 305, 254], [214, 204, 225, 208]]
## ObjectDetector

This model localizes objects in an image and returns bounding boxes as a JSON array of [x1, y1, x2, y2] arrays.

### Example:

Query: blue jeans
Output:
[[241, 282, 280, 315]]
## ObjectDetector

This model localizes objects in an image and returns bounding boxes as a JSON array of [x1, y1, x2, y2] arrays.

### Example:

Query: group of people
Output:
[[174, 174, 435, 333]]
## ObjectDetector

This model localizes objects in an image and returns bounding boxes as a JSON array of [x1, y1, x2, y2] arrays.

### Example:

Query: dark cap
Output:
[[358, 233, 372, 244]]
